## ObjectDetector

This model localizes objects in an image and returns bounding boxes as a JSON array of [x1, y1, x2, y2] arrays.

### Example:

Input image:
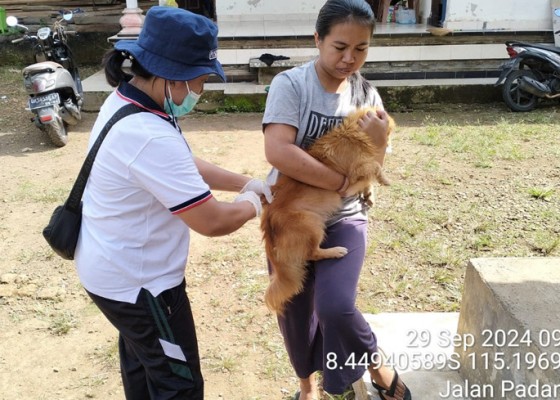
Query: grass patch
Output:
[[527, 233, 560, 256], [528, 187, 555, 200], [92, 339, 120, 371], [412, 117, 533, 167], [470, 234, 494, 251], [49, 310, 78, 335], [218, 95, 266, 113]]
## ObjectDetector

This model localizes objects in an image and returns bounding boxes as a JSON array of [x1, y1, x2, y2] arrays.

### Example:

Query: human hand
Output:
[[358, 109, 389, 149], [234, 191, 262, 217], [241, 178, 273, 203]]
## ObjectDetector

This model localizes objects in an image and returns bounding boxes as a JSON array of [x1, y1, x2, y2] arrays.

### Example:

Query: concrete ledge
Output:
[[82, 69, 112, 113], [456, 258, 560, 400], [82, 70, 501, 113], [376, 81, 502, 110]]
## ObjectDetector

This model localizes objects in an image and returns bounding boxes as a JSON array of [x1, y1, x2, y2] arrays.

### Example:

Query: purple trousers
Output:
[[273, 218, 378, 394]]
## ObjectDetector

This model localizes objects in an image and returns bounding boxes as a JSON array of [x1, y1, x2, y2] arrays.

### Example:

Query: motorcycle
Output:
[[7, 11, 83, 146], [495, 39, 560, 112]]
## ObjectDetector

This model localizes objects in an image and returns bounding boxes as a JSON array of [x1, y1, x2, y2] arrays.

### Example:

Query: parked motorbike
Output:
[[495, 40, 560, 112], [7, 11, 83, 146]]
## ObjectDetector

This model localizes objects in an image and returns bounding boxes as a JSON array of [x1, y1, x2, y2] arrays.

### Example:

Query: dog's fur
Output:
[[261, 107, 395, 314]]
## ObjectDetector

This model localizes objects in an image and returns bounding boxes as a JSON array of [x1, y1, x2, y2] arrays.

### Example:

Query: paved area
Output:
[[363, 312, 470, 400]]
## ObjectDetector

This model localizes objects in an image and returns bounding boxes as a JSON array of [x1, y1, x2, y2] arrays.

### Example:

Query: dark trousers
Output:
[[275, 219, 378, 395], [86, 280, 204, 400]]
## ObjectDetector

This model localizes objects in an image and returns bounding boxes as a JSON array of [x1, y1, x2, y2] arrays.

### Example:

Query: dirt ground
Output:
[[0, 76, 559, 399]]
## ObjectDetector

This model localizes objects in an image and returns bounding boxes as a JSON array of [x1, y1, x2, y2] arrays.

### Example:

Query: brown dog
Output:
[[261, 107, 395, 314]]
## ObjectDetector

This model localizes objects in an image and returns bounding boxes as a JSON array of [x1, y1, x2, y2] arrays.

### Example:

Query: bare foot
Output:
[[298, 372, 319, 400]]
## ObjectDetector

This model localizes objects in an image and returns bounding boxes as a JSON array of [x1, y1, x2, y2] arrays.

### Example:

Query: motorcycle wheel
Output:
[[502, 69, 539, 112], [45, 116, 69, 147]]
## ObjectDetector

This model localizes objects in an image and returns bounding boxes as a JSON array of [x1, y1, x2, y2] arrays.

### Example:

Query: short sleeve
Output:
[[262, 72, 301, 130], [129, 136, 211, 212]]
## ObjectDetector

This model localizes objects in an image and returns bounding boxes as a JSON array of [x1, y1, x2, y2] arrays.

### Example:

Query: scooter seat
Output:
[[23, 61, 63, 75]]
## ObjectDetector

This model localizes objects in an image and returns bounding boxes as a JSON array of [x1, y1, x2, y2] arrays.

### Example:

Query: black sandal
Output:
[[371, 370, 411, 400], [294, 390, 321, 400]]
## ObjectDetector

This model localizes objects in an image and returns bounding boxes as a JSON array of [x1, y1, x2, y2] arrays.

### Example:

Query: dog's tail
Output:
[[265, 255, 307, 315], [261, 209, 311, 315]]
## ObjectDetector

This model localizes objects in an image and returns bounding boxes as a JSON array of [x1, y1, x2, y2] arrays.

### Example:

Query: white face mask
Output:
[[164, 82, 201, 117]]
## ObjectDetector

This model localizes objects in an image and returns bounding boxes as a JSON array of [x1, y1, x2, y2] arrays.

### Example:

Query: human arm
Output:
[[176, 194, 258, 237], [194, 156, 272, 202], [181, 157, 268, 236], [130, 135, 261, 237], [263, 123, 346, 191], [194, 156, 250, 192], [262, 70, 346, 190]]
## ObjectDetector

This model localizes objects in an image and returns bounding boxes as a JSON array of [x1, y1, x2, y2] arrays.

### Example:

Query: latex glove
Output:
[[234, 191, 262, 218], [241, 178, 273, 203]]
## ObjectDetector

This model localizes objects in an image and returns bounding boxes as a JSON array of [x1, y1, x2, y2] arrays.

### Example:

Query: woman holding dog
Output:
[[74, 7, 271, 400], [262, 1, 411, 399]]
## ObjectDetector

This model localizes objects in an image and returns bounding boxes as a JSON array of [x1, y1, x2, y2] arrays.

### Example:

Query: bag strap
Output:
[[65, 103, 143, 212]]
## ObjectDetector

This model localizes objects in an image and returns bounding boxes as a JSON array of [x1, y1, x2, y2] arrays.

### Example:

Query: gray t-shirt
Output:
[[262, 60, 383, 225]]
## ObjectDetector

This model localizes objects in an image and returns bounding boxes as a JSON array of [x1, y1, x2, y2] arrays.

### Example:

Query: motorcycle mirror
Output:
[[62, 11, 73, 21], [6, 16, 18, 27], [555, 8, 560, 17]]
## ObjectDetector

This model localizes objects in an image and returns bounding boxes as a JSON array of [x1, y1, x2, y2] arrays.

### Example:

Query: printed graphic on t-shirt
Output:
[[301, 111, 343, 149]]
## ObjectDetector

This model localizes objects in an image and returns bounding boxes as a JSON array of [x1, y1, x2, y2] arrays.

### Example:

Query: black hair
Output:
[[315, 0, 375, 40], [315, 0, 377, 108], [102, 49, 153, 88]]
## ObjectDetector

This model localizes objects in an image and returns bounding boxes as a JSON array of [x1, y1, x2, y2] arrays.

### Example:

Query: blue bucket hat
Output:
[[115, 6, 225, 82]]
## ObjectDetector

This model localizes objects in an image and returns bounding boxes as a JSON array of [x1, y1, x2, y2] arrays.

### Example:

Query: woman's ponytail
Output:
[[102, 49, 132, 88], [102, 49, 153, 87]]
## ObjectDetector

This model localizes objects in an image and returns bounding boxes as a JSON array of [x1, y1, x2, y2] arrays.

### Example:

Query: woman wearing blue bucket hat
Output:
[[74, 6, 272, 400]]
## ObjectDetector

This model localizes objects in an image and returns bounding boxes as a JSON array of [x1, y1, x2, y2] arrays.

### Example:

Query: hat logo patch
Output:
[[209, 49, 217, 60]]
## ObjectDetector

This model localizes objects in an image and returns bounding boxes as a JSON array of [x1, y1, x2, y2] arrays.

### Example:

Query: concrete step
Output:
[[78, 21, 520, 110], [455, 258, 560, 400], [227, 42, 507, 84], [81, 69, 500, 113], [362, 312, 471, 400]]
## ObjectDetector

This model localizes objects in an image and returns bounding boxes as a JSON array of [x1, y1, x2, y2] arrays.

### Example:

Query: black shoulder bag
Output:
[[43, 104, 143, 260]]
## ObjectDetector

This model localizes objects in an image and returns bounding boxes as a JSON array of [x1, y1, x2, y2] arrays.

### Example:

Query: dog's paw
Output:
[[311, 246, 349, 260], [331, 246, 348, 258]]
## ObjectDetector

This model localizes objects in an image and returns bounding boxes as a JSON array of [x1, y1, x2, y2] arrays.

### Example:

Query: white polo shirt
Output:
[[75, 82, 211, 303]]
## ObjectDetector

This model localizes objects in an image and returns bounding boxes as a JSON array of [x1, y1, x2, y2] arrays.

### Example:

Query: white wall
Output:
[[216, 0, 322, 21], [444, 0, 552, 31], [215, 0, 553, 31]]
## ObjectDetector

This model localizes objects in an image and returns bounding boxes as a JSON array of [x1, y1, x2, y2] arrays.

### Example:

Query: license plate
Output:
[[28, 92, 60, 110]]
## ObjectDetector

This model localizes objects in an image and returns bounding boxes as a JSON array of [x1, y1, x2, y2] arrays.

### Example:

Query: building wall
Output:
[[215, 0, 322, 21], [216, 0, 553, 31], [444, 0, 552, 30]]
